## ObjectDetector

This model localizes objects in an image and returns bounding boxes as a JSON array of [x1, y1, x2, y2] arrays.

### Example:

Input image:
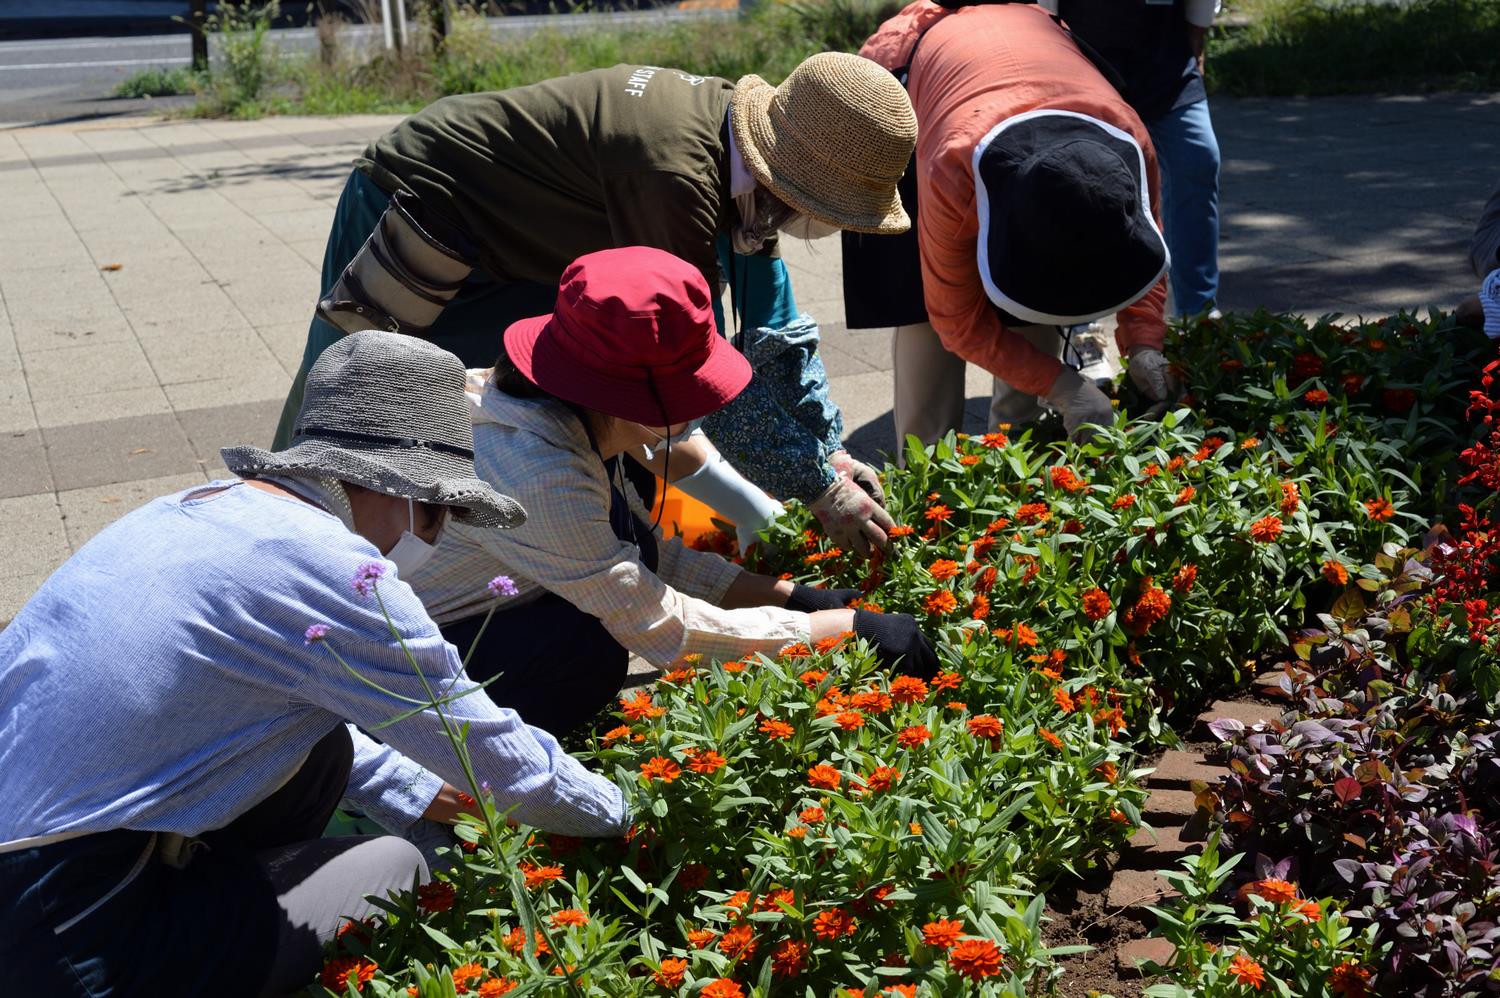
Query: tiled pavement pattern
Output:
[[2, 93, 1497, 624]]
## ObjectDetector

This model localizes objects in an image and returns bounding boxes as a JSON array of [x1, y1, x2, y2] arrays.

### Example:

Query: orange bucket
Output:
[[652, 478, 725, 544]]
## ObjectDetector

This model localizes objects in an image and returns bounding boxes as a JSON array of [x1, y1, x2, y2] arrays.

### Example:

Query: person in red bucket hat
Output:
[[401, 246, 938, 741]]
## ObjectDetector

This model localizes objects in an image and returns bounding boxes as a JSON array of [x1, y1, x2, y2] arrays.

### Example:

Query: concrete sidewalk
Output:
[[2, 92, 1497, 624]]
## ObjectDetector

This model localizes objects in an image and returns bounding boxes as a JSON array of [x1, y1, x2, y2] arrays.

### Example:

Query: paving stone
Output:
[[22, 339, 157, 400], [1121, 824, 1194, 867], [57, 472, 209, 550], [1150, 750, 1226, 789], [42, 412, 198, 492], [1142, 788, 1202, 824], [1194, 699, 1283, 739], [0, 428, 53, 498], [0, 492, 68, 578], [0, 571, 51, 630], [176, 398, 286, 463], [32, 385, 173, 429], [1116, 937, 1175, 976], [0, 401, 37, 435], [1106, 869, 1179, 912]]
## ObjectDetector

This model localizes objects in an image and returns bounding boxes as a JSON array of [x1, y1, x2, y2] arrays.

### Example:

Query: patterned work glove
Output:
[[810, 474, 895, 559], [1126, 346, 1181, 403], [784, 584, 861, 613], [1043, 366, 1116, 442], [852, 610, 939, 678], [829, 449, 886, 507]]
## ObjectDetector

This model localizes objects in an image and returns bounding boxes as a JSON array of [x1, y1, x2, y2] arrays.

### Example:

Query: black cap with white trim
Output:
[[973, 109, 1169, 325]]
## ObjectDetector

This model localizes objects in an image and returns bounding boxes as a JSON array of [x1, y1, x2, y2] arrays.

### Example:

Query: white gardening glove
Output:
[[1044, 366, 1117, 442], [828, 449, 886, 507], [671, 443, 785, 552], [1126, 346, 1181, 403], [809, 473, 895, 559]]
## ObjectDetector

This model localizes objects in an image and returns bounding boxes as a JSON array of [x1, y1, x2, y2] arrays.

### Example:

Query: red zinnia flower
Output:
[[1172, 563, 1197, 593], [1329, 961, 1372, 997], [975, 565, 998, 594], [1304, 388, 1329, 406], [1364, 497, 1395, 521], [947, 938, 1004, 980], [1290, 352, 1323, 379], [320, 957, 377, 993], [771, 939, 809, 978], [1016, 502, 1051, 524], [417, 880, 456, 913], [1340, 373, 1366, 394], [969, 594, 991, 620], [1382, 387, 1416, 413], [717, 923, 757, 960]]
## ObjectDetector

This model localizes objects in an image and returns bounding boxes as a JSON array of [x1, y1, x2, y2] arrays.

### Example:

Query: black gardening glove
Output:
[[852, 610, 939, 678], [784, 584, 861, 613]]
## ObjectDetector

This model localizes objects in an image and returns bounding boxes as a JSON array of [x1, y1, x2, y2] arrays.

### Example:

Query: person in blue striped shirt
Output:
[[0, 331, 629, 998]]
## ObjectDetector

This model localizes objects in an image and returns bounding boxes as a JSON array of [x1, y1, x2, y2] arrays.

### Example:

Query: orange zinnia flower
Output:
[[550, 908, 588, 928], [1304, 388, 1329, 405], [889, 675, 929, 703], [812, 907, 858, 940], [718, 923, 758, 960], [1249, 878, 1299, 904], [928, 559, 959, 580], [922, 918, 964, 949], [932, 671, 961, 691], [800, 805, 826, 824], [1167, 455, 1186, 474], [967, 714, 1003, 745], [851, 690, 893, 714], [835, 710, 866, 731], [1010, 622, 1039, 647], [520, 863, 564, 889], [1050, 466, 1087, 492], [969, 594, 991, 620], [959, 453, 982, 466], [640, 757, 682, 783], [1364, 497, 1395, 521], [1321, 560, 1349, 586], [975, 565, 999, 593], [1329, 961, 1372, 996], [620, 691, 665, 721], [1081, 587, 1112, 620], [759, 718, 794, 740], [1015, 502, 1051, 524], [685, 748, 727, 774], [601, 724, 632, 744], [771, 938, 809, 978], [687, 927, 718, 949], [1175, 485, 1196, 506], [1280, 480, 1300, 515], [889, 524, 915, 537], [863, 765, 902, 793], [1112, 493, 1138, 509], [807, 765, 842, 790], [662, 666, 697, 684], [1249, 516, 1284, 542], [1227, 953, 1266, 989], [799, 668, 828, 687], [653, 957, 688, 988], [478, 979, 516, 998], [451, 963, 485, 990], [981, 431, 1009, 448], [1172, 563, 1197, 593], [923, 590, 958, 615], [924, 504, 953, 523], [700, 979, 745, 998], [1295, 899, 1322, 922], [1096, 761, 1118, 784], [896, 724, 931, 748], [320, 957, 377, 993], [1052, 687, 1075, 713], [948, 938, 1004, 980], [1038, 728, 1064, 750]]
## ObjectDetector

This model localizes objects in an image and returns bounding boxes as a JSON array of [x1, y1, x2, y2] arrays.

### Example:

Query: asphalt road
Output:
[[0, 8, 735, 126]]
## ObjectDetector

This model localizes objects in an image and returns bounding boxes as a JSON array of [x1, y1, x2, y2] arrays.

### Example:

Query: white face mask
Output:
[[387, 497, 444, 577], [781, 214, 841, 240]]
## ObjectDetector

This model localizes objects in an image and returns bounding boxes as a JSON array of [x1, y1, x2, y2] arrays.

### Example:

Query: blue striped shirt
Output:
[[0, 480, 627, 843]]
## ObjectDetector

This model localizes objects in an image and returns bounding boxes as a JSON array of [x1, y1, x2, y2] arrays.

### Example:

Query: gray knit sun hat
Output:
[[221, 331, 525, 529]]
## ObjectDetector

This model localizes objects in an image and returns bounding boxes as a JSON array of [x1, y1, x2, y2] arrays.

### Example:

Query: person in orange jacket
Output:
[[844, 1, 1176, 445]]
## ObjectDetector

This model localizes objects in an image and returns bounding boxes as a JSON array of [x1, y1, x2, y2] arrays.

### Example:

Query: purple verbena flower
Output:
[[353, 560, 387, 596], [487, 575, 518, 598], [304, 623, 330, 645]]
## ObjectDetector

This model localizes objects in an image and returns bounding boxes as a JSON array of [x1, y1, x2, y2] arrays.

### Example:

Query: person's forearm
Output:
[[721, 571, 795, 610], [809, 608, 856, 641]]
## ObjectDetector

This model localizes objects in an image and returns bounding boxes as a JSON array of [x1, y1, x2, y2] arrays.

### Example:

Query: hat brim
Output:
[[974, 109, 1169, 325], [503, 313, 753, 426], [732, 75, 911, 237], [221, 440, 526, 530]]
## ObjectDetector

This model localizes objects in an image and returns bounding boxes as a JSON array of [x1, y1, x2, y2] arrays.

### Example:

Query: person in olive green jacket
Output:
[[276, 55, 918, 559]]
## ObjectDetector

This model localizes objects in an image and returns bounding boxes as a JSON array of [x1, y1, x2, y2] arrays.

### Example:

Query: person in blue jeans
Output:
[[1050, 0, 1222, 318]]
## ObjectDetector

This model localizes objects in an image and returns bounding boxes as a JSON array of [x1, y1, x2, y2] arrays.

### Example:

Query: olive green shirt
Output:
[[357, 64, 734, 286]]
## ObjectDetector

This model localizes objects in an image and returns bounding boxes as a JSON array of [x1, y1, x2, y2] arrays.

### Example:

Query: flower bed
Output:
[[312, 313, 1494, 996]]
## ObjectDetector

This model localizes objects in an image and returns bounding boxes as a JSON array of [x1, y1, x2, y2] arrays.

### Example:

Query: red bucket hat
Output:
[[503, 247, 753, 426]]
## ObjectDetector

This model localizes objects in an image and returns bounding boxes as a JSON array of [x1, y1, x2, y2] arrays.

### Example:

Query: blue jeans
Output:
[[1147, 97, 1221, 318]]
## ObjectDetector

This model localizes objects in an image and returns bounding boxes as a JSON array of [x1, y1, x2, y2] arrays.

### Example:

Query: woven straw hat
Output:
[[731, 52, 917, 235], [222, 331, 525, 529]]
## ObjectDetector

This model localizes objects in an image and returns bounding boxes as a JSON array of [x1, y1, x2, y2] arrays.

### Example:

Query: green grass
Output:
[[185, 0, 1499, 118], [1209, 0, 1500, 96], [114, 66, 199, 99]]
